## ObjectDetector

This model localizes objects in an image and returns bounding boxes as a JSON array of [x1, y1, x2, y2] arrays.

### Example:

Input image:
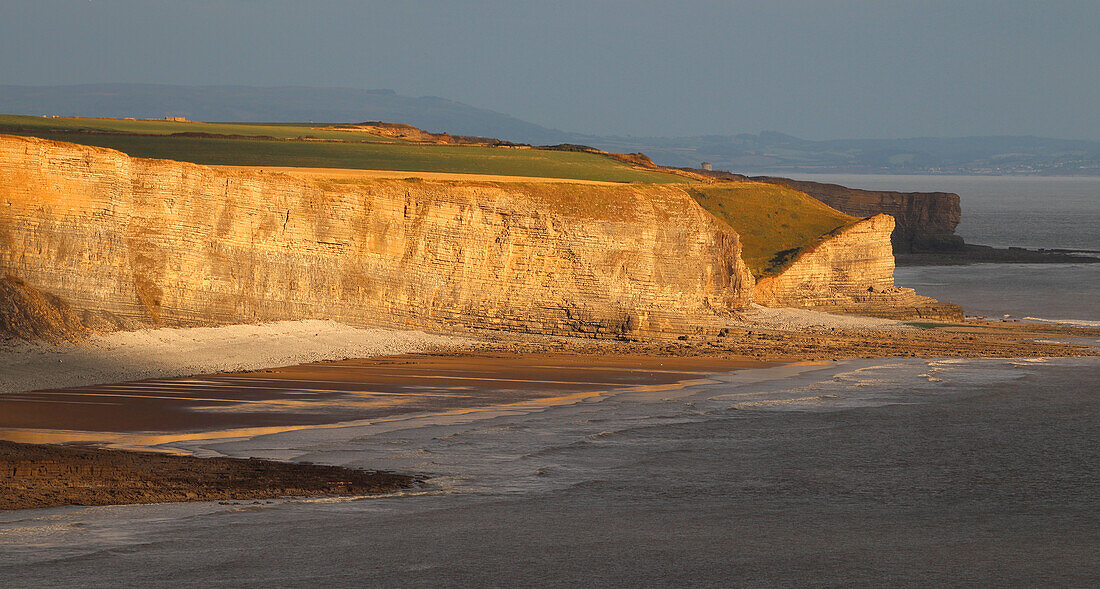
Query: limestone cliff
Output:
[[0, 135, 754, 338], [754, 215, 963, 320], [750, 176, 964, 253]]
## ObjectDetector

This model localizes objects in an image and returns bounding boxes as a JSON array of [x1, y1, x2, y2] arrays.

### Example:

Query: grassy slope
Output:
[[0, 115, 682, 184], [0, 114, 400, 142], [688, 183, 858, 278]]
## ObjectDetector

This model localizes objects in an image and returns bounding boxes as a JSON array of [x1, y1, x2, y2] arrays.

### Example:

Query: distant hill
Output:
[[2, 84, 1098, 175], [0, 84, 572, 145], [582, 132, 1100, 176]]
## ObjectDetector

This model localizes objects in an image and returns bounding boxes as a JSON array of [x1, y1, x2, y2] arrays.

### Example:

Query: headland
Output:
[[2, 116, 1097, 511]]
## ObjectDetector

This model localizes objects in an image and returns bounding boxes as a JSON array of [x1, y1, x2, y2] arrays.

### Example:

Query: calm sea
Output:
[[2, 175, 1097, 587]]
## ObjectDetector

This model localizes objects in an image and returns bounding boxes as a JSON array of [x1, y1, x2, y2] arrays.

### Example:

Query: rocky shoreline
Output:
[[0, 440, 417, 511], [463, 316, 1100, 361], [896, 244, 1100, 266]]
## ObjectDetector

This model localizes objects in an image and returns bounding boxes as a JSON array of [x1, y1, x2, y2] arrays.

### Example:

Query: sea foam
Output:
[[1023, 316, 1100, 328]]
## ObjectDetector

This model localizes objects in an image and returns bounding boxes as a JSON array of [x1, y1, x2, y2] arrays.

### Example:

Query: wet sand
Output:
[[4, 317, 1098, 448], [0, 353, 766, 446], [3, 317, 1097, 511], [0, 354, 767, 509]]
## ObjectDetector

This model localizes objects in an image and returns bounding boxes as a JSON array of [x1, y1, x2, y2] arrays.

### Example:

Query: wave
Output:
[[1022, 316, 1100, 328]]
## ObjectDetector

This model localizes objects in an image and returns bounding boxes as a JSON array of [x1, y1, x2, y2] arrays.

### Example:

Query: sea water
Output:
[[896, 263, 1100, 325], [2, 357, 1097, 586], [2, 176, 1098, 587]]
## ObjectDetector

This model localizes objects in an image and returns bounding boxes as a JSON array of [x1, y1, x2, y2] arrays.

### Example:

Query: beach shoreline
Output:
[[2, 316, 1098, 512], [1, 350, 770, 511]]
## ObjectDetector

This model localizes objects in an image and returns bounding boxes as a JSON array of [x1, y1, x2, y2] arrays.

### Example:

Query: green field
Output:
[[0, 115, 684, 183], [689, 183, 858, 277], [0, 114, 399, 142]]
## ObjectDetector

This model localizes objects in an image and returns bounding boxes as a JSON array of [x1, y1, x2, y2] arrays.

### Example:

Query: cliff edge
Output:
[[0, 135, 754, 339], [748, 176, 964, 254], [679, 169, 964, 255], [754, 214, 963, 320]]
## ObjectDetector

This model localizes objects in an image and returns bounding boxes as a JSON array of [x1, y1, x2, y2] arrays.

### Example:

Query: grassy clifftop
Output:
[[1, 116, 864, 280], [0, 115, 682, 184], [0, 114, 400, 141], [688, 183, 858, 278]]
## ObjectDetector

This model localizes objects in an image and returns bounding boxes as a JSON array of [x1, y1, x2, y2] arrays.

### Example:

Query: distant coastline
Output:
[[3, 84, 1097, 175]]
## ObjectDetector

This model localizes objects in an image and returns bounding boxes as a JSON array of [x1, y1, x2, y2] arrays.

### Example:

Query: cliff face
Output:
[[0, 135, 753, 338], [754, 215, 895, 307], [754, 215, 963, 320], [749, 177, 964, 253]]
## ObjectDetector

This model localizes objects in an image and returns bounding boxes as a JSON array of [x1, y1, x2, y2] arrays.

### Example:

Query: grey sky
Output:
[[1, 0, 1097, 140]]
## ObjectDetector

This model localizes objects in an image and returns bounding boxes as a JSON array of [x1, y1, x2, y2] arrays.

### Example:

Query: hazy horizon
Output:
[[2, 1, 1098, 142]]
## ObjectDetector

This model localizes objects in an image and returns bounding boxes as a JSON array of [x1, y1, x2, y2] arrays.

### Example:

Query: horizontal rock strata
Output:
[[0, 440, 415, 510], [753, 214, 963, 320], [750, 176, 964, 253], [0, 135, 754, 338]]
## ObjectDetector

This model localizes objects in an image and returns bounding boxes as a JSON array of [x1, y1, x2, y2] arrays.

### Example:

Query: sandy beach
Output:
[[1, 345, 766, 509], [0, 320, 468, 395], [2, 317, 1098, 585], [2, 314, 1097, 511], [0, 352, 766, 447]]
